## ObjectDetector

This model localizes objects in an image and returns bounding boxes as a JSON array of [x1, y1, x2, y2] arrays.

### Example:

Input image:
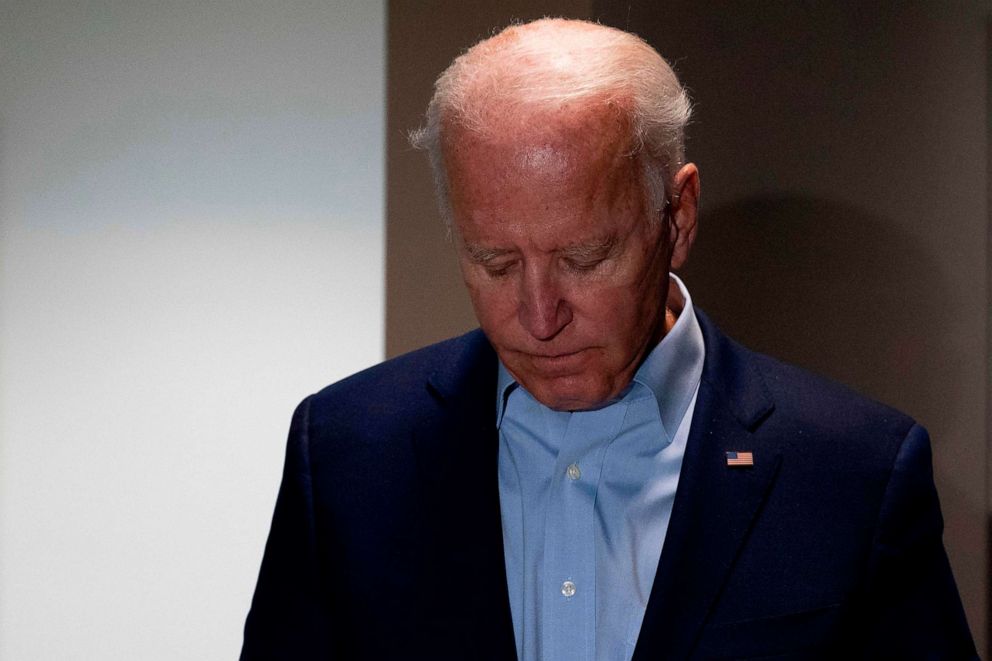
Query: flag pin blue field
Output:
[[726, 451, 754, 467]]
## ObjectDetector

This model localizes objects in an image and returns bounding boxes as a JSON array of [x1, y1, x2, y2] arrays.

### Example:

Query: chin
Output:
[[525, 378, 612, 412]]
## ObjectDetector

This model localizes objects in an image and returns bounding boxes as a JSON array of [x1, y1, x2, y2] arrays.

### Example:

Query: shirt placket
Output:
[[542, 404, 626, 661]]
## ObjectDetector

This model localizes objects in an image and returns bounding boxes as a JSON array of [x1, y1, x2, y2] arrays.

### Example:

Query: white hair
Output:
[[409, 18, 693, 229]]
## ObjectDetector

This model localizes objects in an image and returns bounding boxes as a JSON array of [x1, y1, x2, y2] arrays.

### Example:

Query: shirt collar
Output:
[[495, 274, 705, 440], [496, 357, 518, 428], [628, 274, 705, 442]]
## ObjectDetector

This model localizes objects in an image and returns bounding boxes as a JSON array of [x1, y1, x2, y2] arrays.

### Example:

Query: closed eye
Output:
[[559, 236, 617, 274], [483, 262, 516, 278], [562, 257, 605, 273]]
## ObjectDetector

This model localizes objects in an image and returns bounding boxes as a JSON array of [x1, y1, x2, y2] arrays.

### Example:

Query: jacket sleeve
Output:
[[858, 423, 977, 658], [240, 396, 334, 660]]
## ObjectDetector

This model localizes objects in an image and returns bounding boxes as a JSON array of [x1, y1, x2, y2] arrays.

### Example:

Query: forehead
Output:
[[443, 106, 642, 233], [445, 103, 632, 177]]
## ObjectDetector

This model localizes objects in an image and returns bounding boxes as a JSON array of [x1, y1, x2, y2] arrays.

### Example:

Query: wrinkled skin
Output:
[[445, 107, 699, 411]]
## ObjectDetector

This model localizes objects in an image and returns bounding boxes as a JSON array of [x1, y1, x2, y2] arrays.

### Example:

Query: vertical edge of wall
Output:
[[986, 13, 992, 659], [385, 1, 594, 358]]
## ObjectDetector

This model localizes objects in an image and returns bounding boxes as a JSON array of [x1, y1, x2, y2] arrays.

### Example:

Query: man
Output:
[[241, 18, 975, 660]]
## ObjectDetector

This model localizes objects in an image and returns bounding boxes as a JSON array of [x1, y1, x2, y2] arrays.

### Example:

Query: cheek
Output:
[[465, 282, 518, 335], [573, 283, 641, 326]]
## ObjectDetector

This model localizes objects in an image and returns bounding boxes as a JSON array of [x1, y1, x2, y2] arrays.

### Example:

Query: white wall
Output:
[[0, 2, 385, 659]]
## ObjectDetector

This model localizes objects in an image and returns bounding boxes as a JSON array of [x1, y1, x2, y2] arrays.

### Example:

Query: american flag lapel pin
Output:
[[726, 451, 754, 467]]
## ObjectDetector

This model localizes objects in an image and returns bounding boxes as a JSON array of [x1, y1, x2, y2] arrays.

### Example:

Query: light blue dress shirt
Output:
[[497, 274, 705, 661]]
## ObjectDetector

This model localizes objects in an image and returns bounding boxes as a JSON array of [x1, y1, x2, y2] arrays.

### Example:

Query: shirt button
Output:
[[566, 463, 581, 480], [561, 580, 576, 598]]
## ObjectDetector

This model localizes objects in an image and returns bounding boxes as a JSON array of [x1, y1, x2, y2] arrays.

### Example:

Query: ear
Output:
[[668, 163, 700, 270]]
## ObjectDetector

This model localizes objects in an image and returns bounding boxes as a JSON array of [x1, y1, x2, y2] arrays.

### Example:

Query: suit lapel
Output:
[[412, 331, 518, 660], [633, 311, 781, 660]]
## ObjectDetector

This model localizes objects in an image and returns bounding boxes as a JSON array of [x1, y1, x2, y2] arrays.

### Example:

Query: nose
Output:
[[517, 267, 572, 341]]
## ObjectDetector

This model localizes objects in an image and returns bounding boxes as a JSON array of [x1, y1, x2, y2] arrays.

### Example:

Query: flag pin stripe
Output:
[[726, 451, 754, 467]]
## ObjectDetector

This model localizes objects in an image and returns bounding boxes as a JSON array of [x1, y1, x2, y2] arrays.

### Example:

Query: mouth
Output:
[[521, 348, 588, 373]]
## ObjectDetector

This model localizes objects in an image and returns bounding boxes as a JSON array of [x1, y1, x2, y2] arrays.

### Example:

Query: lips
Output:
[[531, 350, 583, 360], [521, 348, 588, 374]]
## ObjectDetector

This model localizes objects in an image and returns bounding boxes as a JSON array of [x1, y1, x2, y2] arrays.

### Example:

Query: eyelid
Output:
[[560, 244, 614, 270], [562, 256, 604, 272], [482, 259, 517, 277]]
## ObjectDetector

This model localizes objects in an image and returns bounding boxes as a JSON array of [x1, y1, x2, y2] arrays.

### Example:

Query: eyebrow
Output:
[[460, 235, 619, 264], [462, 243, 515, 264], [559, 236, 618, 260]]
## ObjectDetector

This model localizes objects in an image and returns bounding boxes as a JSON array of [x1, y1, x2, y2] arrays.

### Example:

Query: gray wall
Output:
[[387, 1, 990, 652], [0, 2, 385, 658]]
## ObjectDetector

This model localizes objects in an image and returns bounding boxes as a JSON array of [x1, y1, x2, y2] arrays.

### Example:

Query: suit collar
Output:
[[694, 308, 775, 430], [421, 311, 772, 428], [633, 309, 781, 659], [425, 329, 497, 409], [416, 330, 518, 659]]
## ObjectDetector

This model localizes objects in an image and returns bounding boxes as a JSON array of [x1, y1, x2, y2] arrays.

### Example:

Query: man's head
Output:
[[412, 18, 700, 411]]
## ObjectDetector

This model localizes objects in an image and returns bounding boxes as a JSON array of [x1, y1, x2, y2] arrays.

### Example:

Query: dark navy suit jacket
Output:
[[241, 311, 976, 659]]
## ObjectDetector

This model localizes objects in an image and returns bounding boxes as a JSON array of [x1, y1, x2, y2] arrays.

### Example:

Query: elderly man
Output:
[[241, 18, 975, 660]]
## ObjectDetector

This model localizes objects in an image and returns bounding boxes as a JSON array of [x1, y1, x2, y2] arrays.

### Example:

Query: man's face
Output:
[[446, 109, 680, 411]]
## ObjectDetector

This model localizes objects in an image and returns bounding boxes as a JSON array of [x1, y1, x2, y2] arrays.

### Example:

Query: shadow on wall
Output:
[[681, 195, 953, 424]]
